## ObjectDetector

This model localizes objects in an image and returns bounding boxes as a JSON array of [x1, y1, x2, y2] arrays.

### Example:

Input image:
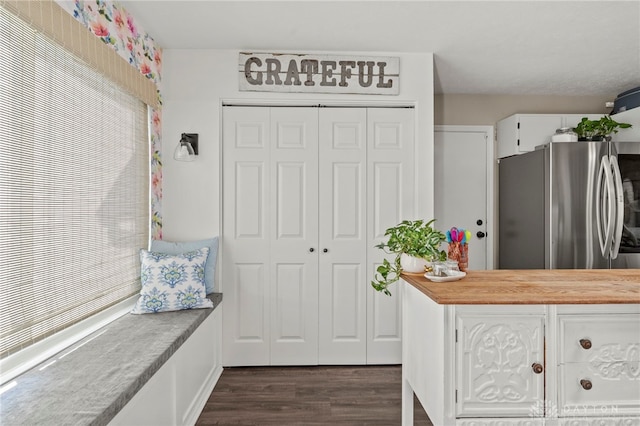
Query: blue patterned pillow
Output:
[[150, 237, 219, 294], [131, 248, 213, 314]]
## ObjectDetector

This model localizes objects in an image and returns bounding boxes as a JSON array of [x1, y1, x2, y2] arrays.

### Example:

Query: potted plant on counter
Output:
[[371, 219, 446, 296], [574, 116, 632, 141]]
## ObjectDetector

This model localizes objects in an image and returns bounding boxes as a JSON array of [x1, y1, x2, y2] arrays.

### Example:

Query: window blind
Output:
[[0, 6, 149, 359]]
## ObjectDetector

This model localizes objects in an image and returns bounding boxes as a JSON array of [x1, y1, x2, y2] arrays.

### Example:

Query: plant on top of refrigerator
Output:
[[597, 115, 632, 137], [573, 116, 632, 141]]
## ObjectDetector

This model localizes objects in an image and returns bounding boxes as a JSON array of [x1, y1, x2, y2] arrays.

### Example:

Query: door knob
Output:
[[531, 363, 544, 374], [323, 248, 328, 253], [579, 339, 592, 350], [309, 248, 315, 253], [580, 379, 593, 390], [476, 231, 486, 239]]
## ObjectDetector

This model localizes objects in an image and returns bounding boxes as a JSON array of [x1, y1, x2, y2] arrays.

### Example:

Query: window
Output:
[[0, 6, 149, 361]]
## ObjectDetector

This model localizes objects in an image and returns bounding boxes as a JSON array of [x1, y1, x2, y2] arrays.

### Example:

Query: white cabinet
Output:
[[612, 107, 640, 142], [222, 106, 415, 366], [401, 282, 640, 426], [497, 113, 602, 158], [109, 308, 223, 426]]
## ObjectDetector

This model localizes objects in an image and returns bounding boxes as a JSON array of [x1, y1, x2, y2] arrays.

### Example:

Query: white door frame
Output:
[[434, 125, 495, 269]]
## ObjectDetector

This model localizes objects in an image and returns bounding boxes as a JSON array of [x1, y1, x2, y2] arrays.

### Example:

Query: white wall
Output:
[[435, 94, 612, 126], [161, 49, 434, 241]]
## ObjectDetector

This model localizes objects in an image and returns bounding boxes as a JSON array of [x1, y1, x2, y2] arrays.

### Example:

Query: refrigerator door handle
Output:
[[610, 155, 624, 259], [595, 156, 615, 257]]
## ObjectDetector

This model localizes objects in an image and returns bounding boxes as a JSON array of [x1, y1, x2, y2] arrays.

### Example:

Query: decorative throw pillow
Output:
[[131, 248, 213, 314], [150, 237, 219, 294]]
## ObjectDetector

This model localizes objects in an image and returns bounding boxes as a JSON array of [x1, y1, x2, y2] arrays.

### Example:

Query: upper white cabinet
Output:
[[497, 113, 602, 159], [612, 107, 640, 141], [222, 106, 415, 367]]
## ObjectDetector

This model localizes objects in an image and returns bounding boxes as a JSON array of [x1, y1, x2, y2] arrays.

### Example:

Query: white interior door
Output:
[[223, 107, 320, 366], [269, 108, 319, 365], [318, 108, 368, 364], [435, 127, 493, 270], [222, 107, 271, 366], [366, 108, 414, 364]]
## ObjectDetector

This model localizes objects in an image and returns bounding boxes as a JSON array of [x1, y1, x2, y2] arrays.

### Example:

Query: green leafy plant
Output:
[[574, 117, 600, 140], [597, 115, 632, 137], [371, 219, 446, 296], [573, 116, 632, 140]]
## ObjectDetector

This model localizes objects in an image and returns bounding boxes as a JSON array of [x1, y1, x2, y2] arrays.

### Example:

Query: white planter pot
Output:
[[400, 253, 428, 274]]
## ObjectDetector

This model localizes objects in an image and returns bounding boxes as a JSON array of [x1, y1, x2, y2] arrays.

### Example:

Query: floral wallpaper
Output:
[[57, 0, 163, 239]]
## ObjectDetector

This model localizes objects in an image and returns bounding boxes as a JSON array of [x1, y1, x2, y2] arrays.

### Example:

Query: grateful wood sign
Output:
[[239, 52, 400, 95]]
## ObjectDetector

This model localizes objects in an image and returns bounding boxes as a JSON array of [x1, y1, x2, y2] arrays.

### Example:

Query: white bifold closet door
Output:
[[222, 106, 414, 366], [366, 108, 415, 364], [222, 106, 319, 366], [317, 108, 368, 364]]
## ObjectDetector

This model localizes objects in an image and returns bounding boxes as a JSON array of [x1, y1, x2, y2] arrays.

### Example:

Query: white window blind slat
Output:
[[0, 6, 149, 359]]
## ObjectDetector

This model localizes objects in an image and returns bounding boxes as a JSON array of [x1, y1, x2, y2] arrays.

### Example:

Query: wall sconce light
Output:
[[174, 133, 199, 162]]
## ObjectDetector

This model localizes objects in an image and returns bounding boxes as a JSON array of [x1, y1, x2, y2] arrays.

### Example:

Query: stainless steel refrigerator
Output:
[[499, 141, 640, 269]]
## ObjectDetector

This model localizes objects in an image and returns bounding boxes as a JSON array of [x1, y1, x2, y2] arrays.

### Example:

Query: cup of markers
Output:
[[446, 227, 470, 272]]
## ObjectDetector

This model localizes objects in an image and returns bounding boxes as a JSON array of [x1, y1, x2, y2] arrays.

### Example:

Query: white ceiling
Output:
[[118, 0, 640, 96]]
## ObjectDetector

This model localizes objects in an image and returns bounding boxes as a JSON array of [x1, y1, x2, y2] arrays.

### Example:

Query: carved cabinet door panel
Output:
[[456, 313, 545, 418]]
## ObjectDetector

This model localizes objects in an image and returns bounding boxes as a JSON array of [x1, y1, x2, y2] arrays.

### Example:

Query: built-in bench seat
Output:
[[0, 293, 223, 426]]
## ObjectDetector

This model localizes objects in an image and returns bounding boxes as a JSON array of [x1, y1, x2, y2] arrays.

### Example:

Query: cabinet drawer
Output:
[[558, 362, 640, 416], [559, 314, 640, 363]]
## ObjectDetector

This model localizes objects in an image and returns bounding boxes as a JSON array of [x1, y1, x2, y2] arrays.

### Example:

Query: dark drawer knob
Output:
[[309, 248, 315, 253], [579, 339, 592, 350], [580, 379, 592, 390], [531, 363, 544, 374]]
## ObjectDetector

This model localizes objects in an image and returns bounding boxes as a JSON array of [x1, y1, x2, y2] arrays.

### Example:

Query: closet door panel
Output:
[[222, 107, 271, 366], [367, 108, 415, 364], [270, 107, 319, 365], [330, 263, 363, 335], [235, 264, 267, 339], [318, 108, 367, 364], [235, 162, 265, 238], [333, 163, 361, 239], [372, 163, 403, 238], [272, 262, 311, 363]]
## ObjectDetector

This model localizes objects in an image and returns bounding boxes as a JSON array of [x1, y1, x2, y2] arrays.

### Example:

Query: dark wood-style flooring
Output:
[[196, 365, 433, 425]]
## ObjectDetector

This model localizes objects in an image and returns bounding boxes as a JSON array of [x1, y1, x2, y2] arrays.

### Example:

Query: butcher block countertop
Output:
[[401, 269, 640, 305]]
